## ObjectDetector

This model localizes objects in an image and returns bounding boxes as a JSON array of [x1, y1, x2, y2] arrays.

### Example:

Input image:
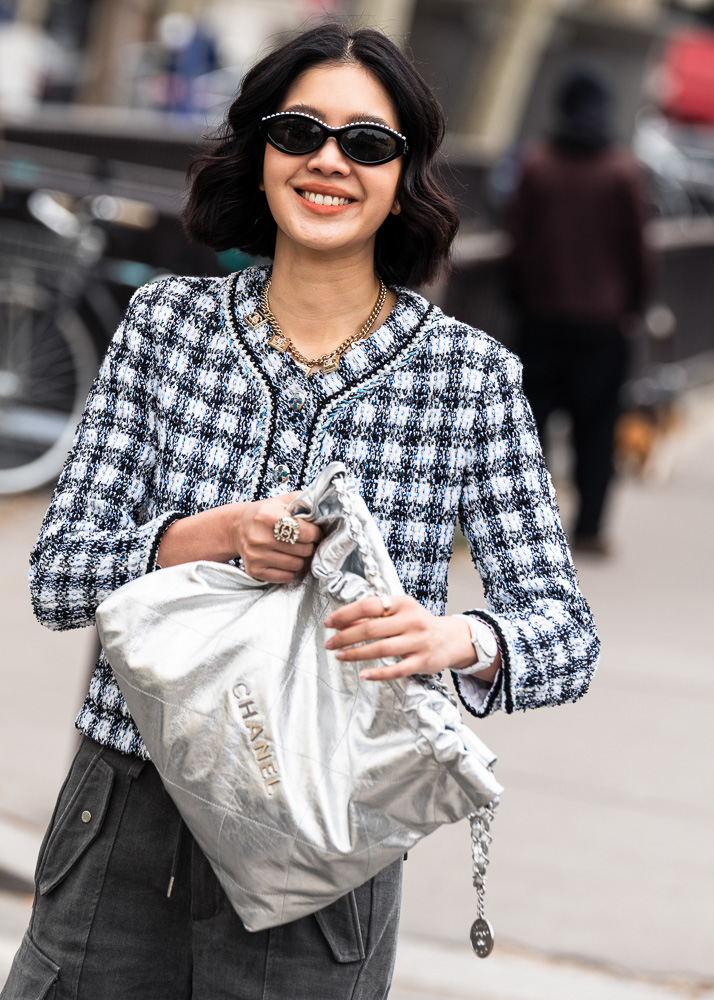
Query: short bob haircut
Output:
[[182, 23, 459, 287]]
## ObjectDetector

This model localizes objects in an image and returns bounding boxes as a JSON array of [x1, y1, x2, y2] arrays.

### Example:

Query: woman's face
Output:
[[260, 61, 403, 263]]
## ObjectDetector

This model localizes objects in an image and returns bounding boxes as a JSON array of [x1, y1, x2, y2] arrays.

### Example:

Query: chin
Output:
[[283, 225, 364, 256]]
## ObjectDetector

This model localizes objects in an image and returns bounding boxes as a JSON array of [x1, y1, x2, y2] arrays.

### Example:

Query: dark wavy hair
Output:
[[181, 23, 459, 287]]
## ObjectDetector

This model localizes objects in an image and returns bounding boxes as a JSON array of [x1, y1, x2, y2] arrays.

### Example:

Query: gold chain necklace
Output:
[[261, 277, 387, 376]]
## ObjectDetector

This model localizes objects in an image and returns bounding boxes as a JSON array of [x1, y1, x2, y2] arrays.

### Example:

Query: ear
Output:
[[259, 180, 265, 192], [390, 199, 401, 215]]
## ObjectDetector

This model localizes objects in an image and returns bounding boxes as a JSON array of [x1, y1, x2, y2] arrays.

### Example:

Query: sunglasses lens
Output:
[[266, 117, 323, 154], [342, 126, 399, 163]]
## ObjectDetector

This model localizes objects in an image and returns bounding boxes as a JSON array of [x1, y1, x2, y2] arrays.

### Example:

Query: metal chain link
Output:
[[261, 277, 387, 374], [333, 470, 499, 956], [331, 474, 386, 594], [469, 799, 499, 920]]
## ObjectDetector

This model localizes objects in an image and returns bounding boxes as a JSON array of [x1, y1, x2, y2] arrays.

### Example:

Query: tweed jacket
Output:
[[30, 266, 599, 759]]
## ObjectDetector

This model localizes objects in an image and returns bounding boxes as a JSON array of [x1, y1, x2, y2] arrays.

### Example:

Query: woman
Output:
[[3, 22, 599, 1000]]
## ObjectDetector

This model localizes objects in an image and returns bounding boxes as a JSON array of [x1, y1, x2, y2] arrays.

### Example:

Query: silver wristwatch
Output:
[[452, 615, 499, 676]]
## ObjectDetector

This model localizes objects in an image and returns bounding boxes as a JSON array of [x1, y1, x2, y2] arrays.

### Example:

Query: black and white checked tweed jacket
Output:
[[30, 266, 599, 758]]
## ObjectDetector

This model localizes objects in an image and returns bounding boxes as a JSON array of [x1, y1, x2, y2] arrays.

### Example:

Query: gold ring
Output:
[[273, 515, 300, 545], [377, 594, 393, 617]]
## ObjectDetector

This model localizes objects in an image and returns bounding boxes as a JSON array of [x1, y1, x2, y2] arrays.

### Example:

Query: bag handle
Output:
[[331, 474, 389, 597]]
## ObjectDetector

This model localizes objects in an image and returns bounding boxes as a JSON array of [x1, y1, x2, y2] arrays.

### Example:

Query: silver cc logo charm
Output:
[[470, 917, 494, 958]]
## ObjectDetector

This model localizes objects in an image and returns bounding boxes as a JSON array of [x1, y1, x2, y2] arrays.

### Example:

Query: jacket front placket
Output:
[[222, 269, 436, 499]]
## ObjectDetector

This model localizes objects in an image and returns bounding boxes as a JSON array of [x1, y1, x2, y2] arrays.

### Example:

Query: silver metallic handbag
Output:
[[96, 462, 502, 954]]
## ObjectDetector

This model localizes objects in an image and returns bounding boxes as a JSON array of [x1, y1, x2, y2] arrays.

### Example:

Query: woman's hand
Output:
[[231, 493, 323, 583], [323, 594, 500, 682], [156, 492, 322, 582]]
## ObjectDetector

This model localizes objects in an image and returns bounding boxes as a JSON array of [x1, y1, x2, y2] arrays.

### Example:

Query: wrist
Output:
[[440, 615, 479, 671], [222, 501, 247, 561], [156, 504, 243, 567]]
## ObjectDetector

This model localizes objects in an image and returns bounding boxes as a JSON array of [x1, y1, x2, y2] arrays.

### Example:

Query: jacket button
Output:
[[289, 389, 306, 412], [273, 464, 290, 483], [81, 810, 92, 824]]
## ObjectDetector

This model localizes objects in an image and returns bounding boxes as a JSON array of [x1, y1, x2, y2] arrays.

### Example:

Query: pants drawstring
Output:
[[167, 816, 184, 899]]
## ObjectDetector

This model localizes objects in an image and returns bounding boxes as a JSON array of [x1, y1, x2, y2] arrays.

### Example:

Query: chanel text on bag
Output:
[[233, 682, 281, 796]]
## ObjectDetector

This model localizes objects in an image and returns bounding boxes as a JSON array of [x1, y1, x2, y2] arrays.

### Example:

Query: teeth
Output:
[[300, 191, 350, 206]]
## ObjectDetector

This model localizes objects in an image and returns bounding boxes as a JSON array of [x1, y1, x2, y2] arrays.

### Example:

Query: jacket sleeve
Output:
[[29, 281, 184, 631], [454, 346, 599, 715]]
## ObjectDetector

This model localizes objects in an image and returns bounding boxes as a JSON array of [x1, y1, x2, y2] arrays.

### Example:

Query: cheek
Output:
[[261, 147, 287, 197], [382, 161, 402, 198], [374, 167, 402, 215]]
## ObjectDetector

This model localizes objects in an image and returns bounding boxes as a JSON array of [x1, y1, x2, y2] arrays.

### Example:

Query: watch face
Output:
[[474, 621, 498, 660]]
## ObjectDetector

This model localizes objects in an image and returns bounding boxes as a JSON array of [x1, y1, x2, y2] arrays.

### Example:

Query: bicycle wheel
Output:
[[0, 280, 99, 494]]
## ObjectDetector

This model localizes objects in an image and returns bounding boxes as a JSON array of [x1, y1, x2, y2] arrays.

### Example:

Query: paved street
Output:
[[0, 386, 712, 998]]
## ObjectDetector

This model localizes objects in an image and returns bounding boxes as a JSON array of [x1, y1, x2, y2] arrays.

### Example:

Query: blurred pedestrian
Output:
[[506, 67, 652, 554], [2, 24, 598, 1000]]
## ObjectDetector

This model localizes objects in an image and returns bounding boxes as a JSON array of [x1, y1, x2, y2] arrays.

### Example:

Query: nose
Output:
[[306, 136, 351, 175]]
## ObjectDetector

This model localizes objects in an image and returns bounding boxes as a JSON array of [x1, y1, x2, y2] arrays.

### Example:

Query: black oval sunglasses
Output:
[[260, 112, 408, 166]]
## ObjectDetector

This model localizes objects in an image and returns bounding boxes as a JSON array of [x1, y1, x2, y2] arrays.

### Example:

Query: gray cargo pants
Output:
[[1, 737, 402, 999]]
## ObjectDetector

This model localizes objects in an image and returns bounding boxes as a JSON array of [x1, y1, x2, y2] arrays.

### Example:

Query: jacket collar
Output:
[[224, 265, 433, 395]]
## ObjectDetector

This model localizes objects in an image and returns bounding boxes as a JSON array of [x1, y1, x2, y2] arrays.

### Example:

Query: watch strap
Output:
[[452, 614, 499, 676]]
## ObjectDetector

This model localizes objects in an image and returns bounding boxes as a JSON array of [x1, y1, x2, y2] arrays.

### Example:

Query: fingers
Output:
[[251, 567, 301, 584], [241, 538, 308, 569], [284, 522, 322, 548], [324, 594, 401, 630], [274, 538, 318, 558], [243, 550, 308, 580], [357, 656, 425, 681], [323, 594, 446, 680], [324, 614, 402, 652], [259, 502, 323, 547], [330, 634, 414, 664], [241, 500, 322, 577], [286, 515, 322, 546]]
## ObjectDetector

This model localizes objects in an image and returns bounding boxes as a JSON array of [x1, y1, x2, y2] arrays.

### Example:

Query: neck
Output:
[[266, 242, 394, 357]]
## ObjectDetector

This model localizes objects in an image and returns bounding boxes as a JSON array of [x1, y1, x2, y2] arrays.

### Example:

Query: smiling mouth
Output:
[[298, 189, 354, 207]]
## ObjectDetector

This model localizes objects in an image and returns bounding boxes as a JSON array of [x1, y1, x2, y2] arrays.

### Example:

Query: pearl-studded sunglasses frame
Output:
[[260, 112, 409, 166]]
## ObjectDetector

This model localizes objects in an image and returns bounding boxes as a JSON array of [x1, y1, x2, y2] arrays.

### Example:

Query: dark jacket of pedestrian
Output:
[[505, 68, 653, 549], [506, 140, 652, 323]]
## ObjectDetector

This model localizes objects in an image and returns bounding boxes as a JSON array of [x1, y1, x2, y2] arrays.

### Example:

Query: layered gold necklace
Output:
[[261, 277, 387, 376]]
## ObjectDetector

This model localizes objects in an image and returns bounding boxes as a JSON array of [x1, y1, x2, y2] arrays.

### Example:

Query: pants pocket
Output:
[[313, 889, 366, 963], [36, 754, 115, 896], [0, 932, 59, 1000]]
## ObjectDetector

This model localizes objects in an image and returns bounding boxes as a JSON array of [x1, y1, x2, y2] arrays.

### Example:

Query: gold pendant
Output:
[[246, 310, 265, 327], [321, 357, 340, 374], [268, 333, 289, 353]]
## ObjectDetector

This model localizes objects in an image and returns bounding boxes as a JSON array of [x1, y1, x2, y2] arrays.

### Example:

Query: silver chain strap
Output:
[[332, 474, 387, 596], [468, 799, 499, 957], [334, 472, 498, 956]]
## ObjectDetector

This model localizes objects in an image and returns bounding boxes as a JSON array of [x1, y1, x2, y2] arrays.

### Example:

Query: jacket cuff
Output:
[[451, 609, 512, 717], [146, 511, 188, 573]]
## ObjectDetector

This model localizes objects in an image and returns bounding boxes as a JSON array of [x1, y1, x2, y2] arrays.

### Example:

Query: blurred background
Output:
[[0, 1, 713, 998]]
